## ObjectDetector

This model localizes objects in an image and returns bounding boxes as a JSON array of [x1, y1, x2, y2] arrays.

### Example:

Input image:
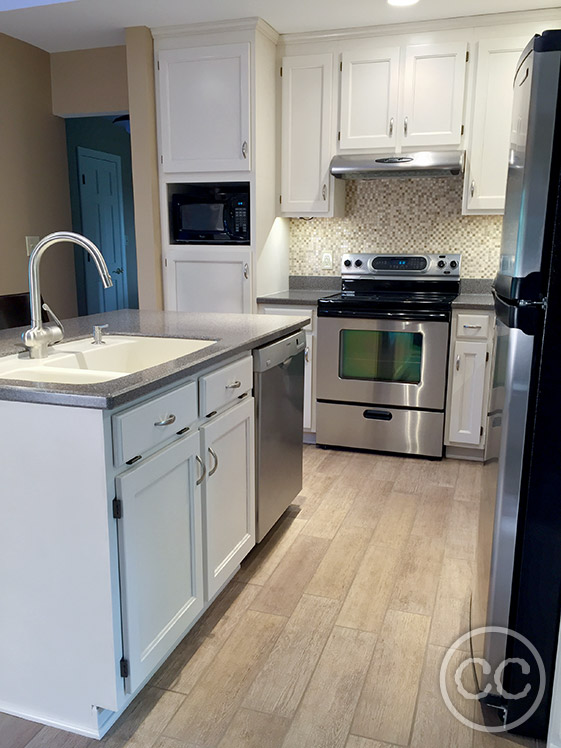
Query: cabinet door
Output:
[[116, 431, 204, 693], [465, 38, 528, 213], [164, 248, 252, 314], [401, 42, 467, 147], [339, 47, 400, 150], [281, 54, 334, 215], [158, 43, 250, 173], [447, 340, 487, 445], [200, 397, 255, 600]]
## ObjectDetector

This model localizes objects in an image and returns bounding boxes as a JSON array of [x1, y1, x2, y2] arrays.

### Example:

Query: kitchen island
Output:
[[0, 310, 308, 739]]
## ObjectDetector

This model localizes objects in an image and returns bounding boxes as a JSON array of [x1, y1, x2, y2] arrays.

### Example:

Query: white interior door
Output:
[[158, 43, 250, 172], [466, 38, 528, 213], [447, 339, 487, 445], [116, 431, 204, 693], [281, 54, 334, 214], [200, 397, 255, 600], [165, 248, 252, 314], [339, 47, 400, 150], [401, 42, 467, 147]]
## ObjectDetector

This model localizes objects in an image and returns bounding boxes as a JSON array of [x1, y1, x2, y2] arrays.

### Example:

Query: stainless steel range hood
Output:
[[330, 151, 465, 179]]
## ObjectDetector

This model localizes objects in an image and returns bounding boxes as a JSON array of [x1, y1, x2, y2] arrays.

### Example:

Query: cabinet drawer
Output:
[[113, 381, 198, 467], [199, 355, 253, 417], [456, 313, 489, 339]]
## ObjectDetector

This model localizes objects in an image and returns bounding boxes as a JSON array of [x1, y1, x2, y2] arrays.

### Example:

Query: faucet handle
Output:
[[42, 303, 64, 336], [92, 323, 109, 345]]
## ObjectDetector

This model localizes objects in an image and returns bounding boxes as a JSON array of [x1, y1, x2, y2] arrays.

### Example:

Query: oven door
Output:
[[317, 315, 450, 411]]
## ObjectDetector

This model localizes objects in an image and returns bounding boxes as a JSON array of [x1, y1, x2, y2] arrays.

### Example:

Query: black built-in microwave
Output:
[[171, 183, 250, 245]]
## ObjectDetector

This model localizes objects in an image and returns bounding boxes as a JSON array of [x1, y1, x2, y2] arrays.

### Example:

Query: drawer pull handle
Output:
[[305, 346, 310, 363], [196, 455, 206, 486], [154, 414, 176, 427], [363, 409, 392, 421], [456, 355, 461, 371], [463, 324, 482, 329], [225, 380, 242, 389], [208, 447, 219, 476]]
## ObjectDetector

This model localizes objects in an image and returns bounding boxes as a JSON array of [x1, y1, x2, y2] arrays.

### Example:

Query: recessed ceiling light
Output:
[[387, 0, 420, 6]]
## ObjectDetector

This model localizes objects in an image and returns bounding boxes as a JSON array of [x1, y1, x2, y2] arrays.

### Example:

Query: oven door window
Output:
[[339, 329, 423, 384]]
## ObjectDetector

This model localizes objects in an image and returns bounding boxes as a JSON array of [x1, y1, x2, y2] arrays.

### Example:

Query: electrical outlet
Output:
[[321, 251, 333, 270], [25, 236, 40, 257]]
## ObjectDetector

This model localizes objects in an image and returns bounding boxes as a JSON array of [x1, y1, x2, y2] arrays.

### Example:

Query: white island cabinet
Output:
[[0, 352, 256, 739]]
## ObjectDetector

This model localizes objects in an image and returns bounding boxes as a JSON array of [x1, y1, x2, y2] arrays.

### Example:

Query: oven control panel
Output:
[[341, 253, 461, 279]]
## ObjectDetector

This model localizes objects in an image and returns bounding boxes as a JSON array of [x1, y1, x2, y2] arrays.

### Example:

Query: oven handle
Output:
[[318, 310, 450, 322], [363, 409, 393, 421]]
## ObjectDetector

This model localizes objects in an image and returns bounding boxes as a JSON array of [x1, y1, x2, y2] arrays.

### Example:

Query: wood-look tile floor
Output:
[[1, 447, 542, 748]]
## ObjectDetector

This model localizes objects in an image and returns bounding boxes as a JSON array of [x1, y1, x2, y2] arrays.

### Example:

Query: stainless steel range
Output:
[[316, 253, 461, 458]]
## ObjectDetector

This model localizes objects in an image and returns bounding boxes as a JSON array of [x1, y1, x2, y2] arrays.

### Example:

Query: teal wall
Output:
[[65, 116, 139, 313]]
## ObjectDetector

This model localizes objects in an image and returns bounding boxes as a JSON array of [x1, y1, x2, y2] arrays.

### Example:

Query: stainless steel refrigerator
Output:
[[474, 29, 561, 739]]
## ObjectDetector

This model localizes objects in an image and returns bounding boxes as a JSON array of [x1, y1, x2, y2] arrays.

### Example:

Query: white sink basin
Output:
[[0, 335, 216, 384]]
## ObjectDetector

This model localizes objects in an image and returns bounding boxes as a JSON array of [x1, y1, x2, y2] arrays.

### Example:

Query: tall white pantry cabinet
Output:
[[154, 19, 290, 314]]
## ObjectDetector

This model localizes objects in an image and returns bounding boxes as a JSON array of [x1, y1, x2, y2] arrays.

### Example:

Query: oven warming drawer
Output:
[[316, 401, 445, 458]]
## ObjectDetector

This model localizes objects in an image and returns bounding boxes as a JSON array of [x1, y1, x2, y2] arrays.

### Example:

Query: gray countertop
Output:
[[0, 310, 309, 410], [256, 289, 338, 306], [452, 293, 494, 310]]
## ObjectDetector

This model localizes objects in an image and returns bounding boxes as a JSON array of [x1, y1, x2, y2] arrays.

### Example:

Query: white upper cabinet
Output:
[[339, 47, 400, 149], [401, 42, 468, 147], [281, 54, 336, 215], [158, 43, 250, 173], [464, 37, 528, 214]]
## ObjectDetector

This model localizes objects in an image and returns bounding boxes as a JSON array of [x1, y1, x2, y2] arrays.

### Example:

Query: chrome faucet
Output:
[[22, 231, 113, 359]]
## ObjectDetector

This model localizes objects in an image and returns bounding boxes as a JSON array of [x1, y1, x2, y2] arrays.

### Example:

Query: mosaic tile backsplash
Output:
[[289, 177, 504, 279]]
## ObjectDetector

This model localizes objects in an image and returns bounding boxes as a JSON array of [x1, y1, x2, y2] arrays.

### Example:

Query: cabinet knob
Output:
[[389, 117, 394, 138], [456, 355, 461, 372], [470, 179, 476, 198], [322, 184, 327, 201], [208, 447, 219, 476], [196, 455, 206, 486], [242, 141, 248, 159], [403, 116, 408, 137]]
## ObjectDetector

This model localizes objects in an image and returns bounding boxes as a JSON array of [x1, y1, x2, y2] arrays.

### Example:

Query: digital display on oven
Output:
[[371, 256, 427, 271]]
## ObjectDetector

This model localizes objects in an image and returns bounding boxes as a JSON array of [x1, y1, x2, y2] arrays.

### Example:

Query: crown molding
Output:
[[279, 7, 561, 45], [152, 16, 279, 44]]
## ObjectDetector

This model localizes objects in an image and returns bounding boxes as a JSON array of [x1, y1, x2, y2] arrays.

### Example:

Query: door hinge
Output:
[[112, 498, 122, 519], [81, 174, 86, 185], [340, 61, 343, 72], [466, 50, 470, 62], [280, 66, 283, 77], [486, 351, 490, 362], [279, 195, 282, 204], [461, 125, 465, 136], [480, 426, 484, 436], [338, 131, 341, 141], [120, 658, 129, 679]]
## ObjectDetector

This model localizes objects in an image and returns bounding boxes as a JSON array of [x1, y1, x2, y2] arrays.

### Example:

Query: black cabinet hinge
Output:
[[338, 131, 341, 141], [120, 658, 129, 679], [480, 426, 484, 436], [280, 66, 283, 77], [466, 50, 470, 62], [340, 61, 343, 72], [112, 498, 122, 519], [461, 125, 465, 136], [486, 351, 490, 362]]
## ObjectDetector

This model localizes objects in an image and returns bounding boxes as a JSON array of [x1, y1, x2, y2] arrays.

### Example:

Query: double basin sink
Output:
[[0, 335, 216, 385]]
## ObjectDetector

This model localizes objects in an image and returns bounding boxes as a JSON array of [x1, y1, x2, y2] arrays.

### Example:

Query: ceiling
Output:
[[0, 0, 559, 52]]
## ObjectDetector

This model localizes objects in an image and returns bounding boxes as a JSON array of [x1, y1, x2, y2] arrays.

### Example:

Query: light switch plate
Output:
[[321, 251, 333, 270], [26, 236, 40, 256]]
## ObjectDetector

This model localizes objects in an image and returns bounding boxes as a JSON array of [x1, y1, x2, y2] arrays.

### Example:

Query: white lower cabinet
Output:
[[445, 310, 494, 454], [116, 430, 204, 693], [200, 396, 255, 599]]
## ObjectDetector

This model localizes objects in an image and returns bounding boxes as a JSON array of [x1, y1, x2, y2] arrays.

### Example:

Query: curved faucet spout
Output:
[[24, 231, 113, 359]]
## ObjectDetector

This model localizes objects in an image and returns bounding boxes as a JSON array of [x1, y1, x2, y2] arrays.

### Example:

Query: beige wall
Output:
[[51, 45, 128, 116], [125, 27, 163, 311], [0, 33, 77, 319]]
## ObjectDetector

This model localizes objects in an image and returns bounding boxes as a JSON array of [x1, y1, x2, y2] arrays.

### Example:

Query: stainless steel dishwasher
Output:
[[253, 331, 306, 542]]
